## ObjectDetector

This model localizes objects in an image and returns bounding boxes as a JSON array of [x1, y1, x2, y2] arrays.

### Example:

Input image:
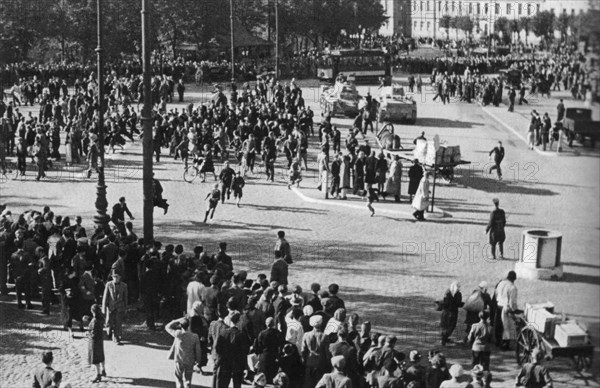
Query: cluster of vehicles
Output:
[[317, 49, 417, 127]]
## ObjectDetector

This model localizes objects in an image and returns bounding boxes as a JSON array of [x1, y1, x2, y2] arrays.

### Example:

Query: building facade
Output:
[[379, 0, 412, 36], [383, 0, 592, 41]]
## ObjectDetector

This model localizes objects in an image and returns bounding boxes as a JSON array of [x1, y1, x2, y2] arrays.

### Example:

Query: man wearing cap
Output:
[[324, 283, 345, 316], [254, 317, 284, 383], [516, 348, 552, 388], [488, 141, 504, 181], [315, 355, 352, 388], [404, 350, 425, 386], [485, 198, 506, 260], [302, 314, 331, 388], [440, 364, 464, 388], [330, 327, 362, 388], [270, 251, 288, 286], [214, 311, 248, 388], [376, 335, 405, 374], [494, 271, 518, 351], [467, 311, 492, 371]]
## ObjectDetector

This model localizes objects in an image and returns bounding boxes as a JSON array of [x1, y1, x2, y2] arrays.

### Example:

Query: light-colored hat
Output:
[[309, 315, 323, 327], [303, 305, 314, 316], [331, 355, 346, 369], [478, 281, 488, 289], [449, 364, 464, 378], [409, 350, 421, 362]]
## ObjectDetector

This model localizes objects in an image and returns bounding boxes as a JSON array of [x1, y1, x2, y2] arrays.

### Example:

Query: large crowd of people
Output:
[[1, 200, 551, 388]]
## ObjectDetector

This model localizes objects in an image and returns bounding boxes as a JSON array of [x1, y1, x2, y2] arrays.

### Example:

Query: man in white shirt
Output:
[[494, 270, 518, 350], [285, 308, 304, 352], [186, 271, 204, 317]]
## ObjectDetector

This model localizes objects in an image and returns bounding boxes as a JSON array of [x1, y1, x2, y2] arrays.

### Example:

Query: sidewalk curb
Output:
[[290, 187, 448, 219], [479, 104, 559, 157]]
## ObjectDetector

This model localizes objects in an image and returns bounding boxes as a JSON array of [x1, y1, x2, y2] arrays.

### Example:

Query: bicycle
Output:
[[183, 164, 200, 183]]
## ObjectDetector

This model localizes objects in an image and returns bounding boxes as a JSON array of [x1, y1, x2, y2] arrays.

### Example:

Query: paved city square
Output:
[[1, 76, 598, 387]]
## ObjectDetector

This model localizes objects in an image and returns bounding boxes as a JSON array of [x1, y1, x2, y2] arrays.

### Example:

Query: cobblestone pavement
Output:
[[0, 81, 598, 387]]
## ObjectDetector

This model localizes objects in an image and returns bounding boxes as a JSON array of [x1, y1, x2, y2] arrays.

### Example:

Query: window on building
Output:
[[420, 1, 423, 12], [458, 1, 462, 14], [421, 21, 424, 30], [527, 4, 531, 15], [550, 8, 554, 14], [414, 20, 418, 29], [477, 3, 480, 15], [469, 3, 472, 14], [495, 3, 500, 15], [427, 21, 431, 30], [484, 3, 488, 15], [537, 4, 540, 13], [452, 1, 455, 13], [484, 23, 488, 35], [438, 1, 442, 12], [506, 3, 511, 15], [518, 4, 522, 15]]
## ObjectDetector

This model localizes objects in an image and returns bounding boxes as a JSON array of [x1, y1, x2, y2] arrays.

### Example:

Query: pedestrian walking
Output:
[[88, 304, 106, 383], [152, 174, 170, 215], [508, 88, 516, 112], [493, 271, 518, 351], [411, 171, 430, 221], [556, 99, 565, 122], [366, 186, 380, 217], [485, 198, 506, 260], [467, 311, 492, 371], [166, 317, 202, 388], [439, 281, 463, 346], [111, 197, 134, 236], [203, 184, 221, 223], [102, 272, 128, 344], [408, 159, 423, 201], [488, 141, 504, 181], [231, 171, 245, 207]]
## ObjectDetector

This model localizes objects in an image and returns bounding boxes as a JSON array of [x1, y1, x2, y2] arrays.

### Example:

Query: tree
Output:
[[581, 8, 600, 50], [440, 15, 452, 41], [510, 19, 520, 43], [494, 17, 510, 45], [532, 10, 555, 44], [450, 16, 459, 41], [555, 12, 570, 42], [456, 16, 474, 41], [519, 17, 532, 45]]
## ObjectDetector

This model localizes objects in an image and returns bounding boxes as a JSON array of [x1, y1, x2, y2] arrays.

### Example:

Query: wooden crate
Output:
[[554, 322, 588, 347]]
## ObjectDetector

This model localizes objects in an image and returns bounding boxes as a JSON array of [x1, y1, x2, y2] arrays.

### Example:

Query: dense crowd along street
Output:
[[1, 1, 599, 388]]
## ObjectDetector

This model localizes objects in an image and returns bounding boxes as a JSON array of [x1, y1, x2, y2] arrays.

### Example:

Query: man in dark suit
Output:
[[329, 327, 362, 388], [111, 197, 134, 236], [486, 198, 506, 260], [32, 351, 54, 388], [324, 284, 345, 316], [270, 251, 288, 285], [213, 311, 249, 388]]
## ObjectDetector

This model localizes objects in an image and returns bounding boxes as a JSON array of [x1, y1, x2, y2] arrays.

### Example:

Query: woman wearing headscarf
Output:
[[88, 304, 106, 383], [384, 155, 402, 202], [411, 171, 430, 221], [440, 282, 464, 346]]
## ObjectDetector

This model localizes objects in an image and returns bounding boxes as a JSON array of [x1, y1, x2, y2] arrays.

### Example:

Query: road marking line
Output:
[[290, 187, 448, 219], [480, 105, 558, 157]]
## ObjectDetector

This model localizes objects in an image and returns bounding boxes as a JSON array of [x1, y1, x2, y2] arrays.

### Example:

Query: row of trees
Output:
[[0, 0, 388, 64], [438, 8, 600, 49]]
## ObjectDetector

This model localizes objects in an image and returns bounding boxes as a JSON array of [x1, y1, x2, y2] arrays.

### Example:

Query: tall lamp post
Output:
[[94, 0, 110, 230], [141, 0, 154, 243], [275, 0, 279, 80], [230, 0, 235, 84]]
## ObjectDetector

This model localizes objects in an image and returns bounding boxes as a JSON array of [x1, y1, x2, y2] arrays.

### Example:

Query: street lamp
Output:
[[230, 0, 235, 84], [94, 0, 110, 230], [275, 0, 279, 80]]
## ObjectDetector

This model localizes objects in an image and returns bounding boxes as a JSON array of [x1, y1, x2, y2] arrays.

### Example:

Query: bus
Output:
[[317, 49, 391, 84]]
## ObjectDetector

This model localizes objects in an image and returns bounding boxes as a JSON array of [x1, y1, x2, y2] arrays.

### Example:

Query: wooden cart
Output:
[[515, 316, 594, 371]]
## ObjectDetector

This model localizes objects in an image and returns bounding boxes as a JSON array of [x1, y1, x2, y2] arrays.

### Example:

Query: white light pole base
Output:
[[515, 262, 564, 281]]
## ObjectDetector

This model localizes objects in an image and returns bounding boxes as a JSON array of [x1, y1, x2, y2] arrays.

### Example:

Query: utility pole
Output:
[[275, 0, 279, 79], [94, 0, 110, 231], [230, 0, 235, 84], [141, 0, 154, 243], [433, 0, 437, 41]]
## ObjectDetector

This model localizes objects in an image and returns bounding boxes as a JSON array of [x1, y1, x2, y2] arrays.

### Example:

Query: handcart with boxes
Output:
[[515, 301, 594, 371]]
